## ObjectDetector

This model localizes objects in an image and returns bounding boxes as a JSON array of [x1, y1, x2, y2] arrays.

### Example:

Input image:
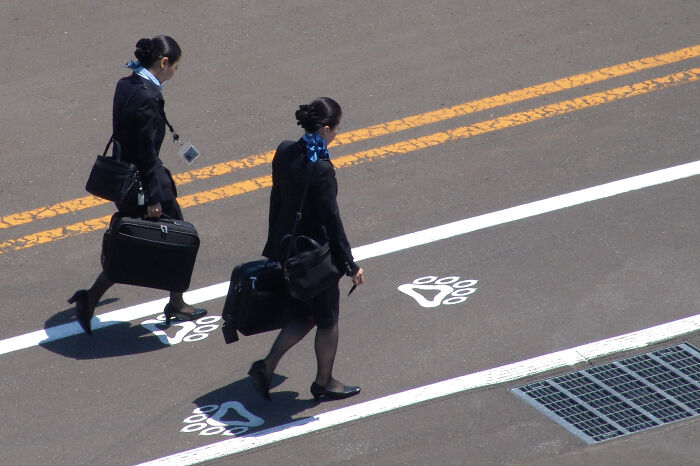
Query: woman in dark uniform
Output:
[[248, 97, 365, 401], [68, 35, 205, 335]]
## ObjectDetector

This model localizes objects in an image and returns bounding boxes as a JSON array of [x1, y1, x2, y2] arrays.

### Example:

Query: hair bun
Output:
[[136, 38, 153, 52], [295, 104, 315, 127], [294, 98, 341, 132], [134, 38, 154, 62]]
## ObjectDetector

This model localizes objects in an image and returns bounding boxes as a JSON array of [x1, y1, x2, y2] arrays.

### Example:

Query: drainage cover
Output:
[[511, 343, 700, 444]]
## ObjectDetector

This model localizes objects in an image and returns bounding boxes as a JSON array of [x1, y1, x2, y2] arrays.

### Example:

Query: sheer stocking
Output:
[[263, 317, 315, 379], [86, 271, 113, 310], [314, 323, 344, 391]]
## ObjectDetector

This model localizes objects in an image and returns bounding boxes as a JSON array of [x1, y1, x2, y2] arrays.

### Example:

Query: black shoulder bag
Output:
[[85, 86, 144, 204], [281, 160, 342, 302]]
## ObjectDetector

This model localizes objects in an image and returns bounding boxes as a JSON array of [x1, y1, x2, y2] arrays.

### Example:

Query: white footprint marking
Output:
[[140, 315, 221, 345], [181, 401, 264, 436], [398, 276, 478, 308]]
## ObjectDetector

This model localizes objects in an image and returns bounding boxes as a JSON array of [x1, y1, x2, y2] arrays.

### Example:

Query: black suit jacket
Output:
[[112, 73, 177, 204], [262, 140, 359, 277]]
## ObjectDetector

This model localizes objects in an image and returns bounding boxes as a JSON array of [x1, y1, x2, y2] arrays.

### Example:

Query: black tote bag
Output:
[[280, 163, 342, 302], [221, 259, 291, 343], [85, 136, 141, 203], [85, 84, 144, 203], [282, 235, 341, 302]]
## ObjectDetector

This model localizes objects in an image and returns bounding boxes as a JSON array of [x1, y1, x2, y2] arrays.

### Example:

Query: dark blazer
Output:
[[262, 139, 359, 277], [112, 73, 177, 204]]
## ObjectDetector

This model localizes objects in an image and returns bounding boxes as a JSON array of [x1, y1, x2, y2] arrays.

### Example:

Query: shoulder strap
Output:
[[105, 84, 145, 160], [284, 159, 316, 262]]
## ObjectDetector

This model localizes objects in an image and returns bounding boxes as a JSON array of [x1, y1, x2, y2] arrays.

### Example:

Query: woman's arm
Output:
[[312, 162, 359, 276], [131, 95, 171, 204], [267, 156, 282, 236]]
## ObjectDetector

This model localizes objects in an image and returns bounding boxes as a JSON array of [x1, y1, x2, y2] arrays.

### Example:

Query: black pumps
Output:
[[68, 294, 206, 333], [248, 360, 272, 401], [163, 303, 207, 325], [247, 361, 360, 402], [310, 382, 361, 401], [68, 290, 93, 335]]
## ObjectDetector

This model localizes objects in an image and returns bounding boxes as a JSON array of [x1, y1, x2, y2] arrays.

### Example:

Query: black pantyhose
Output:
[[86, 271, 113, 310], [86, 271, 196, 313], [264, 318, 314, 375], [263, 318, 346, 391]]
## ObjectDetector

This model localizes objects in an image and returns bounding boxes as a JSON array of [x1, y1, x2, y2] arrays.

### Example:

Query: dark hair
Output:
[[134, 35, 181, 68], [295, 97, 342, 132]]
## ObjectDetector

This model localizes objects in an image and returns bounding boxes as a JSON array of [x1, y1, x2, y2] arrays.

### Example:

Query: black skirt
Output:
[[289, 281, 340, 329]]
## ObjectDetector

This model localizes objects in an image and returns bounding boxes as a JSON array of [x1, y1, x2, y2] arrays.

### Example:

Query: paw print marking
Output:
[[398, 276, 477, 308], [140, 315, 221, 345], [181, 402, 264, 436]]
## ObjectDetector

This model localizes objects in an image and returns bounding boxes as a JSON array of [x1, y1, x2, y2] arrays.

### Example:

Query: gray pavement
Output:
[[1, 1, 699, 465]]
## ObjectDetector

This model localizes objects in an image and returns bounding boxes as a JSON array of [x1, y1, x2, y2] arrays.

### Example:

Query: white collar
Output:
[[136, 67, 163, 88]]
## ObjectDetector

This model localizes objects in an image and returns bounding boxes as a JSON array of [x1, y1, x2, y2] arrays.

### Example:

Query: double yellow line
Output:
[[2, 45, 699, 254]]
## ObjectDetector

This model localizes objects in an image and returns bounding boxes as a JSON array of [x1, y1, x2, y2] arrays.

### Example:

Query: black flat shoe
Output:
[[164, 304, 207, 325], [248, 360, 271, 401], [68, 290, 93, 335], [310, 382, 361, 401]]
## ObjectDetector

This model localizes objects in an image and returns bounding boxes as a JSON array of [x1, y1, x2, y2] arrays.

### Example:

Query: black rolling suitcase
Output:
[[221, 259, 291, 344], [101, 212, 200, 292]]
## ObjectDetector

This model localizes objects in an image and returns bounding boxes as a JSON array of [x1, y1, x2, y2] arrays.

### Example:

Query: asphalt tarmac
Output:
[[1, 1, 699, 465]]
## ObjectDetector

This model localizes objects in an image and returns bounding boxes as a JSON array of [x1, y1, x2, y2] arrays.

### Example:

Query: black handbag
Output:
[[221, 259, 291, 343], [282, 234, 341, 302], [101, 212, 200, 292], [85, 136, 143, 203], [281, 162, 341, 302], [85, 84, 146, 204]]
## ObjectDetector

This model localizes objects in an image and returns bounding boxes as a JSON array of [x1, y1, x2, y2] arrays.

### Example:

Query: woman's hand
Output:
[[352, 267, 365, 286], [147, 202, 162, 218]]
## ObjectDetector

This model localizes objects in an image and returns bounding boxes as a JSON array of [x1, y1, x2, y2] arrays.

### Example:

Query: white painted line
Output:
[[352, 159, 700, 260], [138, 312, 700, 465], [0, 283, 230, 355], [1, 159, 699, 356]]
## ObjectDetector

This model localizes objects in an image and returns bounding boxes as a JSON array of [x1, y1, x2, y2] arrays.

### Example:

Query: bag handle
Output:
[[140, 212, 172, 221], [282, 234, 322, 257], [101, 136, 122, 161], [281, 233, 322, 257]]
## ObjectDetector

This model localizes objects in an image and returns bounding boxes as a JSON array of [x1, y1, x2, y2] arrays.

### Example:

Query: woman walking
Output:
[[69, 35, 205, 334], [249, 97, 365, 401]]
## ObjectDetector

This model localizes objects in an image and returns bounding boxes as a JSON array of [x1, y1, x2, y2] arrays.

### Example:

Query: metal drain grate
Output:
[[511, 343, 700, 444]]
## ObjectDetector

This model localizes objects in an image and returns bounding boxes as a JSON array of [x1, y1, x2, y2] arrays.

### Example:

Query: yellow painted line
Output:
[[0, 215, 114, 253], [0, 196, 111, 229], [2, 44, 699, 231], [333, 44, 700, 145], [1, 68, 698, 255]]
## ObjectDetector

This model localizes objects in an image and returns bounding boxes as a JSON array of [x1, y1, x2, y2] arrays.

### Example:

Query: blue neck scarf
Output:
[[301, 132, 329, 163], [126, 60, 164, 88]]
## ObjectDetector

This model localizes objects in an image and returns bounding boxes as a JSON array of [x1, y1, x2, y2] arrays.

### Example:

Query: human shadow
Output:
[[46, 297, 119, 325], [185, 375, 320, 438], [40, 300, 170, 359]]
